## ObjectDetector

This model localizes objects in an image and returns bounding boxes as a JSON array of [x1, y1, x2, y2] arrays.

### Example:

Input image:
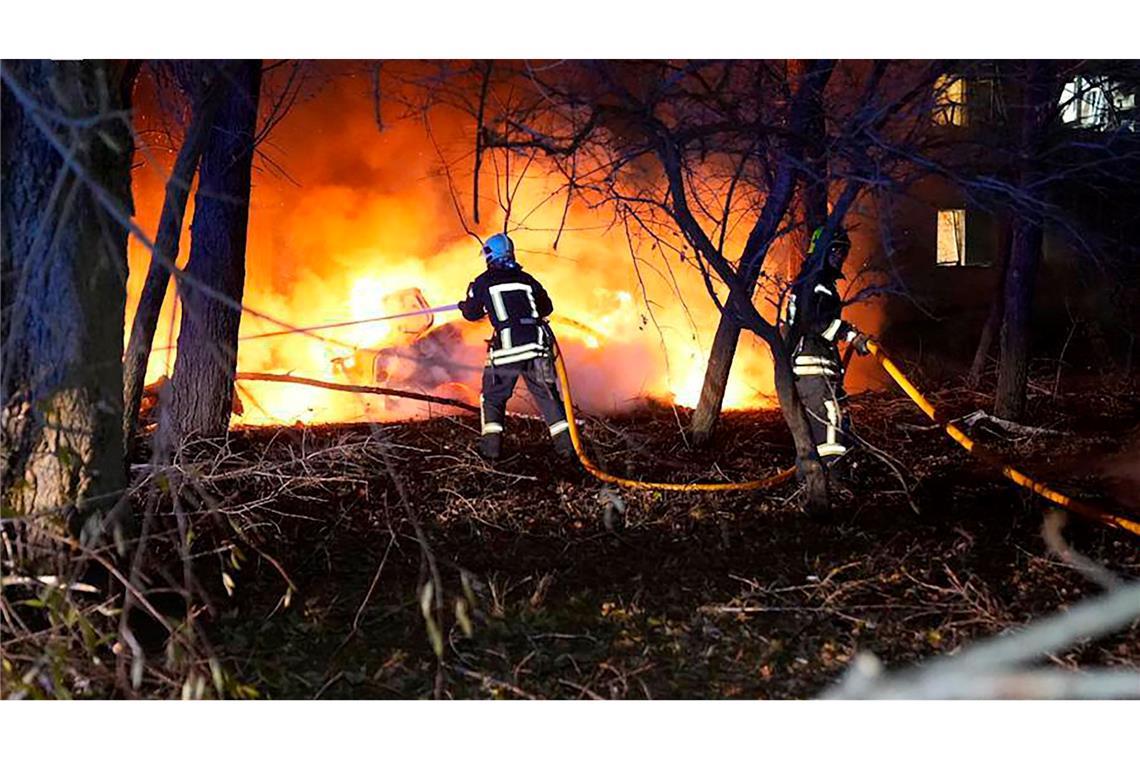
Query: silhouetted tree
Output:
[[159, 60, 262, 448], [689, 59, 833, 446], [994, 61, 1060, 420], [122, 62, 229, 452], [458, 60, 942, 510]]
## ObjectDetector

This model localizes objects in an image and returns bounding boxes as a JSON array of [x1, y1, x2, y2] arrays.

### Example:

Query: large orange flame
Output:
[[126, 66, 879, 427]]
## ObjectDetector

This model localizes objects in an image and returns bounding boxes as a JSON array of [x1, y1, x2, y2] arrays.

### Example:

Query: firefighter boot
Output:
[[479, 433, 502, 461], [824, 454, 857, 499], [552, 429, 576, 462]]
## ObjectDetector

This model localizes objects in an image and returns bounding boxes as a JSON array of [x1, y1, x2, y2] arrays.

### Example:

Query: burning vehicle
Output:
[[328, 287, 617, 415], [330, 288, 487, 410]]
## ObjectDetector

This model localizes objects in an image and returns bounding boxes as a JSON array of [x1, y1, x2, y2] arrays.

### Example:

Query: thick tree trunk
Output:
[[995, 221, 1045, 419], [122, 68, 227, 453], [995, 62, 1056, 420], [1, 60, 136, 550], [159, 61, 261, 448]]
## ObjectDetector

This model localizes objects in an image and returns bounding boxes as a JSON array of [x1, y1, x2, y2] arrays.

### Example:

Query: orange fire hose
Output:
[[866, 340, 1140, 538], [551, 342, 796, 491], [230, 306, 1138, 533], [552, 333, 1140, 536]]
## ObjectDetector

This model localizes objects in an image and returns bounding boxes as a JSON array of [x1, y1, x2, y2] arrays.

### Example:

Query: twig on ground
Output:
[[959, 410, 1063, 439], [1041, 511, 1120, 591]]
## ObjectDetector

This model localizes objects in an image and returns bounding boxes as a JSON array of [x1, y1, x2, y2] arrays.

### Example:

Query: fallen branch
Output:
[[235, 372, 480, 414], [824, 580, 1140, 699], [840, 666, 1140, 699], [1041, 511, 1120, 591], [959, 410, 1063, 438], [453, 664, 538, 700]]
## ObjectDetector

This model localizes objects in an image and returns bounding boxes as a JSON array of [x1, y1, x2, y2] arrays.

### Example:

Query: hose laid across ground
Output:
[[551, 339, 797, 492], [223, 305, 1139, 534], [866, 339, 1140, 538], [552, 333, 1140, 537]]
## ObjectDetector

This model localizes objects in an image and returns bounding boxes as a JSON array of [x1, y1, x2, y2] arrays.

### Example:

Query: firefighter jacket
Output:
[[785, 267, 859, 379], [459, 265, 554, 365]]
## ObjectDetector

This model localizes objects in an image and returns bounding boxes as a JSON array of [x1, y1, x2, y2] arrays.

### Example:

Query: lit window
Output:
[[937, 209, 966, 266], [933, 76, 967, 126], [1060, 76, 1136, 130]]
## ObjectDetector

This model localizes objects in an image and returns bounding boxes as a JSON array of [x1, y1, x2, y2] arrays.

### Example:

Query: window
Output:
[[1060, 76, 1137, 130], [933, 76, 967, 126], [968, 77, 1007, 125], [937, 209, 967, 266]]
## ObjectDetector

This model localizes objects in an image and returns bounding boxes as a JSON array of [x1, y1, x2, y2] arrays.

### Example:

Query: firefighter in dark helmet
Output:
[[784, 226, 871, 482], [458, 233, 576, 462]]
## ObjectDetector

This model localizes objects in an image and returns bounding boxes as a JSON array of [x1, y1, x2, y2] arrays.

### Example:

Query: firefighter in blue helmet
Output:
[[785, 226, 871, 482], [458, 233, 576, 461]]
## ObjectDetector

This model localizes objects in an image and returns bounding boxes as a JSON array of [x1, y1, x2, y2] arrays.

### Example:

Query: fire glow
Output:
[[126, 67, 799, 427]]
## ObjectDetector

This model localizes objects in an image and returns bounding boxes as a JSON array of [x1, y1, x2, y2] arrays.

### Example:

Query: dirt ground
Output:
[[192, 371, 1140, 699]]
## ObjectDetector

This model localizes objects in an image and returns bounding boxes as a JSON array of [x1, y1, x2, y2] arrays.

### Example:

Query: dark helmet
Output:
[[809, 226, 851, 275]]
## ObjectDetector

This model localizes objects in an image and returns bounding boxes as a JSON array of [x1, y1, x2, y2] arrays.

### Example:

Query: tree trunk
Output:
[[789, 83, 832, 511], [159, 60, 261, 448], [122, 68, 228, 453], [770, 343, 829, 511], [995, 62, 1056, 420], [1, 60, 137, 551], [968, 290, 1000, 388], [995, 221, 1045, 419], [968, 218, 1012, 387], [688, 60, 831, 446], [689, 314, 742, 446]]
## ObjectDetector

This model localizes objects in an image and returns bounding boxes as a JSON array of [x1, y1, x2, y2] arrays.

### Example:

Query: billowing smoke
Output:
[[126, 63, 879, 426]]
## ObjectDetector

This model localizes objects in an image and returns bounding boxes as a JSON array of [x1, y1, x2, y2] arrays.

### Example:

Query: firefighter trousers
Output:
[[479, 354, 574, 458], [794, 373, 854, 467]]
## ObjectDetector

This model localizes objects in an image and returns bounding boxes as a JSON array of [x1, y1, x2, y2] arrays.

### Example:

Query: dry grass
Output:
[[4, 371, 1138, 698]]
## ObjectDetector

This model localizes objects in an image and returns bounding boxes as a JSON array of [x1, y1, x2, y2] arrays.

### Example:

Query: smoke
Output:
[[126, 63, 877, 426]]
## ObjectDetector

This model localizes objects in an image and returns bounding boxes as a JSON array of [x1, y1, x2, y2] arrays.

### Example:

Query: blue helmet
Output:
[[481, 233, 517, 268]]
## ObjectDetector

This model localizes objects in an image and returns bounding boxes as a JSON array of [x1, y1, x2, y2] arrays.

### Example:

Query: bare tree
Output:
[[461, 60, 945, 510], [688, 59, 833, 446], [466, 61, 825, 506], [994, 61, 1061, 420], [158, 60, 262, 447], [122, 62, 230, 452], [1, 60, 138, 553]]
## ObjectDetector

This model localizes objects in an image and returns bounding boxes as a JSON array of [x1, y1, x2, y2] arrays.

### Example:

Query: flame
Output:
[[125, 66, 879, 428]]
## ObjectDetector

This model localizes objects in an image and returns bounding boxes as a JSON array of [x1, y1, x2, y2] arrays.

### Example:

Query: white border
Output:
[[1, 701, 1138, 757], [3, 1, 1137, 749], [2, 1, 1139, 58]]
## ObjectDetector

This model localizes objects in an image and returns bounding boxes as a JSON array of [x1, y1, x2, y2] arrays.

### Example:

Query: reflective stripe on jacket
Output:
[[460, 265, 554, 365]]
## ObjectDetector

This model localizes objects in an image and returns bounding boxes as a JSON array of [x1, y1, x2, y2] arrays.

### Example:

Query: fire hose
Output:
[[219, 301, 1139, 535], [552, 333, 1140, 537], [863, 339, 1140, 538], [550, 335, 796, 491]]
